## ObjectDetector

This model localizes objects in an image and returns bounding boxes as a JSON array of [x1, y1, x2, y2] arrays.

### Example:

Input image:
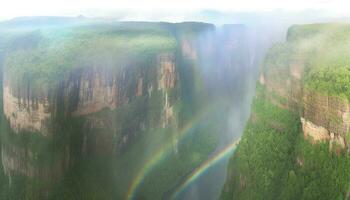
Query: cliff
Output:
[[0, 20, 187, 198], [0, 19, 244, 199], [222, 24, 350, 200], [259, 24, 350, 149]]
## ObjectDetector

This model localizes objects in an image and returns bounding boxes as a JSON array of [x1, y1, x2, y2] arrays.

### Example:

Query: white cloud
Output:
[[0, 0, 349, 20]]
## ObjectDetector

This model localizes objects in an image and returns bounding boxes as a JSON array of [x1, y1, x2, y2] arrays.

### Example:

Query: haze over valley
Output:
[[1, 1, 350, 200]]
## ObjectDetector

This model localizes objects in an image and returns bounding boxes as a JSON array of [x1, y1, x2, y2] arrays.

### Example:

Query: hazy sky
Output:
[[1, 0, 349, 20]]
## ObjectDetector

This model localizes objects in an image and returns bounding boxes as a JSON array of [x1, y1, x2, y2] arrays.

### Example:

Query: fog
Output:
[[1, 6, 350, 200], [153, 10, 350, 199], [2, 0, 350, 20], [166, 22, 270, 200]]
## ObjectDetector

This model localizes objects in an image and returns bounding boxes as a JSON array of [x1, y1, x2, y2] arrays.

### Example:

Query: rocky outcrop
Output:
[[0, 21, 227, 198], [71, 66, 119, 116], [303, 90, 350, 134], [0, 51, 174, 196], [3, 84, 51, 136], [301, 89, 350, 149], [157, 54, 176, 128], [162, 92, 174, 128], [301, 117, 330, 142], [260, 30, 350, 150], [262, 62, 350, 148], [1, 50, 179, 182], [157, 53, 176, 90]]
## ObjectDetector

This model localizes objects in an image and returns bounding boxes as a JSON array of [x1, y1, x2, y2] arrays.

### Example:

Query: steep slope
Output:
[[0, 20, 205, 198], [222, 24, 350, 200], [0, 18, 247, 199]]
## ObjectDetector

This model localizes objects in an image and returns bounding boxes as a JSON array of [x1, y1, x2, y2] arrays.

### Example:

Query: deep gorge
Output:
[[0, 18, 261, 199], [1, 16, 350, 200]]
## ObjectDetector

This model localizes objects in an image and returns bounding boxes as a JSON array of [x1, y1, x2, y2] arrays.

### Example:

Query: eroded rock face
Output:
[[301, 117, 330, 142], [3, 52, 178, 132], [157, 53, 176, 128], [303, 90, 350, 135], [71, 66, 119, 116], [301, 89, 350, 148], [0, 21, 223, 199], [158, 53, 176, 90], [1, 51, 179, 187], [262, 49, 350, 149], [162, 92, 174, 128], [67, 53, 177, 116], [3, 84, 51, 136], [1, 82, 69, 186]]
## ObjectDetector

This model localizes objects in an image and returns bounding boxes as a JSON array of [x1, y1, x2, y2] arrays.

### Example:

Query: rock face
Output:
[[220, 24, 350, 200], [3, 85, 51, 136], [1, 82, 69, 184], [0, 20, 209, 192], [303, 90, 350, 139], [0, 19, 247, 198], [1, 51, 179, 176], [261, 61, 350, 148], [71, 66, 119, 116], [301, 117, 330, 142], [158, 53, 176, 90], [260, 27, 350, 150]]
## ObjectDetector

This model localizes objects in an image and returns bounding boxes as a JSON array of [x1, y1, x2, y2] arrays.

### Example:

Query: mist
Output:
[[1, 5, 350, 200], [141, 10, 350, 199]]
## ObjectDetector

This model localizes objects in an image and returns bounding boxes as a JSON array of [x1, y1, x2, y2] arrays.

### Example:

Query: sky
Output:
[[1, 0, 350, 20]]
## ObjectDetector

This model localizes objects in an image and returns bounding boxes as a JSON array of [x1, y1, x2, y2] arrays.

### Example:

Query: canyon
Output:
[[2, 15, 349, 200], [0, 18, 255, 199]]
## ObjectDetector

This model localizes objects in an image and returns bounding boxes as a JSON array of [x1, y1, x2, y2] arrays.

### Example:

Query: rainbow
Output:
[[125, 106, 216, 200], [170, 139, 240, 199], [125, 143, 168, 200]]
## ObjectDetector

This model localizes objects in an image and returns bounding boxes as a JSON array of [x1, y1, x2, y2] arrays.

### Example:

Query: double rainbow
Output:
[[126, 106, 215, 200], [170, 139, 240, 199]]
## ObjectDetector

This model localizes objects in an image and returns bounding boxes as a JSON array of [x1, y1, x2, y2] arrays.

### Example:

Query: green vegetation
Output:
[[263, 43, 292, 73], [136, 105, 225, 199], [220, 84, 300, 200], [2, 24, 177, 90], [265, 24, 350, 100], [221, 85, 350, 200], [45, 105, 223, 200], [0, 20, 224, 200], [222, 23, 350, 200], [44, 81, 224, 200]]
